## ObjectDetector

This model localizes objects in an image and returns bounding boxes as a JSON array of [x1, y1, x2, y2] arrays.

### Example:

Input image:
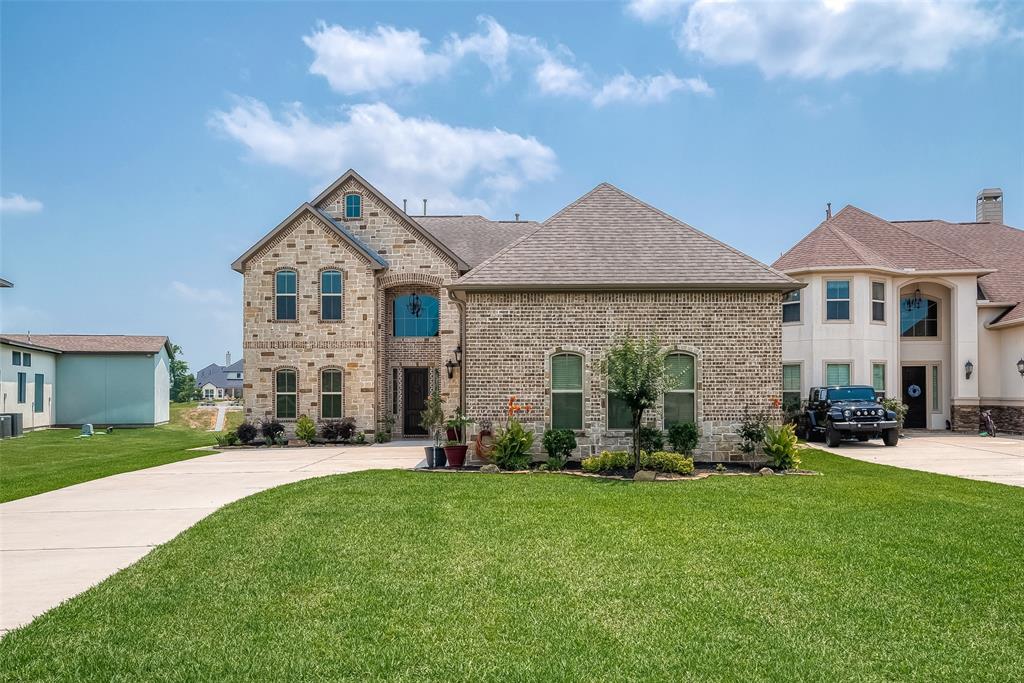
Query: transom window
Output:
[[901, 297, 938, 337], [871, 282, 886, 322], [782, 364, 801, 413], [825, 280, 850, 321], [321, 369, 343, 419], [551, 353, 583, 430], [275, 270, 297, 321], [345, 193, 361, 219], [275, 369, 297, 419], [782, 290, 801, 323], [393, 294, 439, 337], [872, 363, 886, 400], [321, 270, 343, 321], [825, 363, 851, 386], [664, 353, 696, 427]]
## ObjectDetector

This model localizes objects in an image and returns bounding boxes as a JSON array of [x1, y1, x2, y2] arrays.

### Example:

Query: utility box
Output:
[[0, 415, 11, 439], [0, 413, 23, 437]]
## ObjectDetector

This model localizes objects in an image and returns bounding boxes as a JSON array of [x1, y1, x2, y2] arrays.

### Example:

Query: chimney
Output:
[[826, 202, 832, 220], [403, 199, 408, 213], [976, 188, 1003, 223], [225, 351, 231, 366], [422, 199, 427, 216]]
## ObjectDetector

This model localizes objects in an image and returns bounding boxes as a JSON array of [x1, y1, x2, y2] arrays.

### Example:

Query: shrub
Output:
[[374, 430, 391, 444], [236, 421, 258, 444], [641, 450, 695, 474], [581, 450, 631, 473], [667, 422, 699, 455], [762, 423, 801, 470], [319, 418, 356, 442], [493, 418, 535, 470], [353, 431, 366, 445], [215, 431, 239, 447], [260, 418, 285, 441], [639, 426, 664, 453], [295, 415, 317, 443], [541, 428, 576, 471], [880, 397, 909, 432], [739, 410, 772, 455]]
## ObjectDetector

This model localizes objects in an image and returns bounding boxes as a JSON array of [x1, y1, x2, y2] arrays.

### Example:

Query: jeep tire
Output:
[[825, 424, 842, 447], [883, 428, 899, 447]]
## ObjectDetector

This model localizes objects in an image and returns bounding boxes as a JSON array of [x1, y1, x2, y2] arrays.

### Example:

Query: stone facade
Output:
[[462, 290, 784, 462]]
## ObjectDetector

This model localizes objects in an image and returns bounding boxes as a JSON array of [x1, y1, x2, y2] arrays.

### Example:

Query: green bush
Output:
[[295, 415, 317, 443], [374, 430, 391, 444], [541, 428, 576, 470], [581, 450, 631, 473], [762, 423, 801, 470], [215, 431, 239, 447], [880, 397, 909, 431], [353, 431, 366, 445], [493, 418, 535, 470], [235, 421, 258, 444], [639, 426, 664, 453], [641, 450, 695, 474], [667, 422, 699, 455], [739, 410, 772, 455]]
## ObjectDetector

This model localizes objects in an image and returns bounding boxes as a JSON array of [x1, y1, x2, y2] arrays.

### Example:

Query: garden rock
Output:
[[759, 467, 775, 476], [480, 464, 500, 474], [633, 470, 657, 482]]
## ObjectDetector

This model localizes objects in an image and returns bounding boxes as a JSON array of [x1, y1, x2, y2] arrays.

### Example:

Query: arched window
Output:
[[900, 297, 938, 337], [321, 369, 343, 419], [551, 353, 583, 430], [275, 270, 297, 321], [345, 193, 362, 219], [275, 369, 297, 419], [393, 294, 439, 337], [664, 353, 696, 427], [321, 270, 343, 321]]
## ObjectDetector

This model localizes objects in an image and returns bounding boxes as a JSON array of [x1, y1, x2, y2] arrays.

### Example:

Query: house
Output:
[[196, 352, 244, 399], [0, 337, 59, 430], [773, 188, 1024, 433], [0, 335, 172, 427], [234, 169, 797, 460]]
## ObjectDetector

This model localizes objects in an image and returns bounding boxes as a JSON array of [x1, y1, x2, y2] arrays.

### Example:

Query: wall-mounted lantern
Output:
[[445, 345, 463, 380], [965, 360, 974, 380], [1017, 358, 1024, 378]]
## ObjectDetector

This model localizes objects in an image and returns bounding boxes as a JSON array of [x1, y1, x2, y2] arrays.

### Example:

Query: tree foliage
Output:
[[168, 344, 198, 403]]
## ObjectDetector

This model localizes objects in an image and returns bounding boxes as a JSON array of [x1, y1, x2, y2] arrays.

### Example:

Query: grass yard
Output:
[[1, 449, 1021, 681], [0, 402, 225, 503]]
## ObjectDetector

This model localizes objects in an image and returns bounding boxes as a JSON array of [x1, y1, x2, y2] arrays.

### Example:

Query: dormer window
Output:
[[345, 193, 361, 219]]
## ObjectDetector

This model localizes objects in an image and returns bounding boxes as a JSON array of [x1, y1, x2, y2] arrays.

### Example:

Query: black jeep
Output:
[[796, 385, 899, 447]]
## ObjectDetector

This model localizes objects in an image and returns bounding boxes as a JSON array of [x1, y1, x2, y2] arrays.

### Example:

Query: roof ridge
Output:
[[827, 224, 899, 269], [841, 205, 989, 270]]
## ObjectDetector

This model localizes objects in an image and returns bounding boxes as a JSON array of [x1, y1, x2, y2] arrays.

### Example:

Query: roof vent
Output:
[[825, 202, 832, 220], [423, 199, 427, 216], [515, 212, 520, 222], [403, 199, 408, 213], [976, 188, 1003, 223]]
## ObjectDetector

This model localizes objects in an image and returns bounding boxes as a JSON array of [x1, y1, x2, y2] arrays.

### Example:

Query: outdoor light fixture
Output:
[[406, 292, 423, 318], [965, 360, 974, 380], [1017, 358, 1024, 378], [904, 287, 923, 312], [454, 344, 462, 365], [444, 359, 458, 380]]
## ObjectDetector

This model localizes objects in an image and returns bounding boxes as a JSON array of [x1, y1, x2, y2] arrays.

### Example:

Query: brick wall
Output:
[[463, 290, 783, 462]]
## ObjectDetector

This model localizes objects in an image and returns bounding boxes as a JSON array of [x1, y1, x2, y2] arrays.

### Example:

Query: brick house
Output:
[[233, 170, 799, 460]]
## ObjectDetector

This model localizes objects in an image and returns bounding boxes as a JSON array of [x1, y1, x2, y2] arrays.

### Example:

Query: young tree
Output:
[[168, 344, 196, 403], [604, 333, 679, 471]]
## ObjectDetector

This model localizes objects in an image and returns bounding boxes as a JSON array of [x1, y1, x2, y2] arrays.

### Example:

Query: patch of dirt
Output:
[[181, 408, 217, 431]]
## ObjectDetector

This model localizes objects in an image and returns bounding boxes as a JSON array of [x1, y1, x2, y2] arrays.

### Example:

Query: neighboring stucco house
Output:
[[0, 337, 59, 430], [234, 170, 797, 461], [196, 353, 243, 399], [773, 188, 1024, 433], [0, 335, 172, 426]]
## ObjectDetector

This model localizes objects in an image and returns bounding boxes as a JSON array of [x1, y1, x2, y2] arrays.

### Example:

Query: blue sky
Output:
[[2, 1, 1022, 370]]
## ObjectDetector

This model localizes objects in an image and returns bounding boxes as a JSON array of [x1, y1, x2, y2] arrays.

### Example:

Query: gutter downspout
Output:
[[447, 288, 467, 415]]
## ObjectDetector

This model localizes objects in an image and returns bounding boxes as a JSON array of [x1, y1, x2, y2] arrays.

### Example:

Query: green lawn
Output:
[[1, 450, 1021, 681], [0, 403, 223, 503]]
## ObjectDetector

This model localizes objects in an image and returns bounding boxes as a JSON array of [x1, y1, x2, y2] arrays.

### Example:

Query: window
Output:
[[23, 352, 31, 367], [12, 351, 20, 366], [664, 353, 696, 427], [320, 270, 343, 321], [321, 369, 343, 419], [203, 388, 215, 399], [275, 270, 297, 321], [825, 280, 850, 320], [393, 294, 439, 337], [34, 374, 44, 413], [607, 391, 632, 430], [551, 353, 583, 430], [782, 290, 801, 323], [872, 363, 886, 400], [782, 365, 802, 413], [901, 298, 938, 337], [826, 363, 851, 386], [871, 282, 886, 322], [932, 366, 940, 412], [345, 193, 361, 219], [17, 372, 27, 403], [275, 369, 297, 419]]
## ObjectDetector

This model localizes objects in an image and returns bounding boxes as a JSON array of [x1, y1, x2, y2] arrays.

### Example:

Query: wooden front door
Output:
[[402, 368, 429, 436], [901, 366, 927, 429]]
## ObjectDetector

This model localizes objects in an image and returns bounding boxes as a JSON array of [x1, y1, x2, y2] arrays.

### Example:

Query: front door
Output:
[[402, 368, 429, 436], [901, 366, 927, 429]]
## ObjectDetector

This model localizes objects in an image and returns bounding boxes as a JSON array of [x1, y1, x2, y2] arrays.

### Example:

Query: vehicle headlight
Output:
[[876, 409, 883, 416], [843, 409, 851, 417]]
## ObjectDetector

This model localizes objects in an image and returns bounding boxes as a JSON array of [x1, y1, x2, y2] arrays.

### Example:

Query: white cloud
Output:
[[209, 99, 557, 213], [172, 281, 232, 306], [534, 56, 590, 97], [0, 194, 43, 214], [626, 0, 688, 23], [679, 0, 1001, 79], [593, 72, 713, 106], [445, 15, 516, 81]]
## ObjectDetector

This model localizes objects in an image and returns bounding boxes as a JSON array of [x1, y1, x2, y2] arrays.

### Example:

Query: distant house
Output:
[[196, 353, 243, 399], [0, 335, 172, 427]]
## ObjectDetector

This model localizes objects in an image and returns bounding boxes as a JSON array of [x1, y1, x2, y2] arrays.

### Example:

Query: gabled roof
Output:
[[231, 202, 388, 273], [0, 335, 172, 354], [0, 278, 12, 288], [454, 183, 798, 291], [0, 336, 62, 354], [196, 360, 244, 389], [414, 215, 539, 268]]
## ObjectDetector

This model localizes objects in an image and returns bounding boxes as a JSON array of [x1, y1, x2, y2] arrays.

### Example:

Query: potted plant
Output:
[[419, 390, 446, 468], [443, 410, 474, 468]]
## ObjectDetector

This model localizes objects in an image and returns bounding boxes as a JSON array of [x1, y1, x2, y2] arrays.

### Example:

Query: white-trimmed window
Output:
[[275, 270, 297, 321], [826, 280, 851, 321], [321, 369, 343, 419], [664, 353, 696, 427], [344, 193, 361, 219], [826, 363, 851, 386], [782, 364, 802, 413], [872, 363, 886, 399], [551, 353, 583, 430], [320, 270, 343, 321], [12, 351, 21, 366], [275, 369, 297, 419], [782, 290, 801, 323], [871, 282, 886, 322], [901, 298, 938, 337]]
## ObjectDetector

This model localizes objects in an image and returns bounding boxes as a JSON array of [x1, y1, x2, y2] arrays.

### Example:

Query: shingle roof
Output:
[[0, 335, 172, 354], [453, 183, 797, 291], [0, 336, 62, 354], [196, 359, 244, 390], [414, 216, 539, 268]]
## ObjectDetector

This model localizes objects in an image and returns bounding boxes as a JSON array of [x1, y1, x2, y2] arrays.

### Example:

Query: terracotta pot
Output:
[[444, 444, 468, 468]]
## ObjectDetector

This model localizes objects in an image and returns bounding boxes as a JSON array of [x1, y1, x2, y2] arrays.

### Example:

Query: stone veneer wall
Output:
[[955, 403, 1024, 434], [463, 290, 784, 462]]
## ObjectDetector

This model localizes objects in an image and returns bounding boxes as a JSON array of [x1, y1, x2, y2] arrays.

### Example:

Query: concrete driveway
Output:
[[0, 442, 426, 634], [816, 431, 1024, 487]]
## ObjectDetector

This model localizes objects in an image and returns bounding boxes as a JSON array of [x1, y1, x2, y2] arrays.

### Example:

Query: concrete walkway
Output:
[[816, 431, 1024, 487], [209, 405, 228, 432], [0, 443, 426, 634]]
